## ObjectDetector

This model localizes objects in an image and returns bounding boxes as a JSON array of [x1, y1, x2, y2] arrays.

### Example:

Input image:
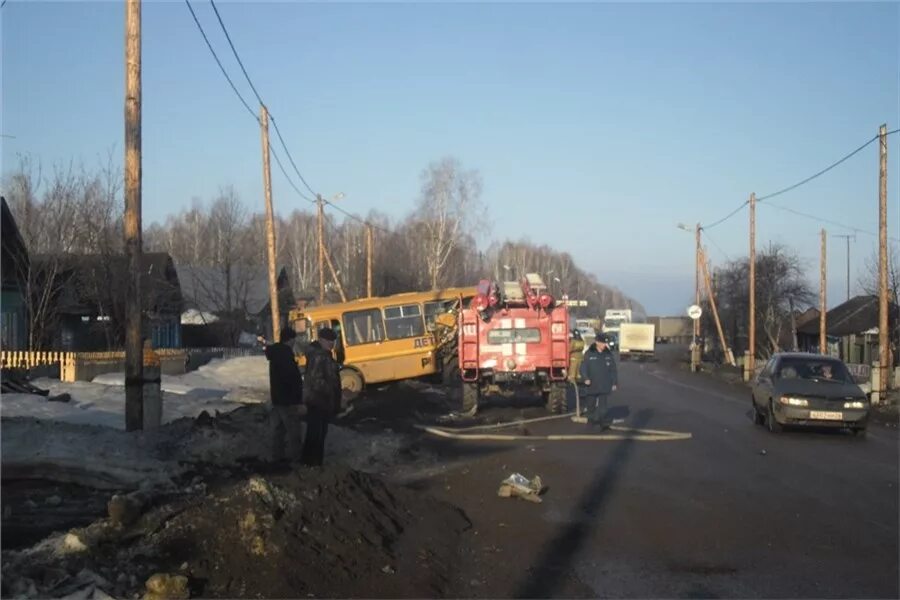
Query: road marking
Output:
[[418, 421, 692, 442], [644, 369, 747, 407]]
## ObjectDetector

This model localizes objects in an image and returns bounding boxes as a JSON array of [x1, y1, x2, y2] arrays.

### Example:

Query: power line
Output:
[[701, 128, 899, 230], [702, 229, 731, 262], [269, 116, 318, 198], [187, 0, 326, 210], [207, 0, 318, 198], [184, 0, 257, 121], [759, 201, 900, 243], [208, 0, 264, 108], [702, 200, 748, 231], [757, 134, 880, 202]]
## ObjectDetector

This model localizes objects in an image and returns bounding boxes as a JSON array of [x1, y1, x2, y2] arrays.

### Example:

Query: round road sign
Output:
[[687, 304, 703, 320]]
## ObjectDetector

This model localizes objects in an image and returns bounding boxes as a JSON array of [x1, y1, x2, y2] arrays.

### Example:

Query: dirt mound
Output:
[[2, 466, 471, 599]]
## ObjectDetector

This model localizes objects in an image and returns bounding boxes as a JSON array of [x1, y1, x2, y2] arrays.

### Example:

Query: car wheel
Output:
[[767, 400, 783, 433], [752, 396, 765, 425], [852, 427, 867, 439]]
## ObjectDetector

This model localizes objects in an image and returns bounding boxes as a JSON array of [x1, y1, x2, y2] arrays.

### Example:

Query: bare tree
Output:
[[3, 157, 96, 349], [412, 157, 484, 289], [858, 243, 900, 305], [708, 243, 814, 358]]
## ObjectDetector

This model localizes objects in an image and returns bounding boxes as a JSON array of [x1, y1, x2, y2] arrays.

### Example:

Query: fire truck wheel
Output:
[[544, 384, 567, 414], [442, 362, 461, 388], [462, 382, 480, 414]]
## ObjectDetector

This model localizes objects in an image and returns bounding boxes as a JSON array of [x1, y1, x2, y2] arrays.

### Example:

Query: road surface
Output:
[[408, 347, 899, 598]]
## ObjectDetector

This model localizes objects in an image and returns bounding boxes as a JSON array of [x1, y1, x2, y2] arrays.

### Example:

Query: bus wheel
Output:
[[462, 382, 480, 415], [339, 368, 364, 406]]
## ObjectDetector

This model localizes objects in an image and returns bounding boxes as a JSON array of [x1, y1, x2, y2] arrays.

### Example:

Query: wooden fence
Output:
[[0, 349, 188, 382]]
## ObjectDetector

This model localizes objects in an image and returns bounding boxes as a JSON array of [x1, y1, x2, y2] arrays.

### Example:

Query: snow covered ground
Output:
[[1, 357, 270, 430]]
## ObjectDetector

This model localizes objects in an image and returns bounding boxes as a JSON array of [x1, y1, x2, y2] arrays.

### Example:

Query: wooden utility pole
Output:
[[323, 246, 347, 302], [834, 234, 854, 302], [878, 124, 890, 391], [749, 193, 757, 376], [366, 223, 374, 298], [820, 229, 827, 355], [317, 194, 325, 304], [124, 0, 143, 432], [691, 223, 701, 372], [701, 248, 735, 366], [259, 105, 281, 343]]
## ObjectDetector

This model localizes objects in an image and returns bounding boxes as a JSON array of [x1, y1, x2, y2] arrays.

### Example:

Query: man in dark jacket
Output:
[[302, 327, 342, 466], [579, 332, 618, 428], [262, 327, 305, 462]]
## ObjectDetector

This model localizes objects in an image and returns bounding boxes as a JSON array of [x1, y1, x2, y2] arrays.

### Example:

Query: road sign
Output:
[[687, 304, 703, 320], [562, 300, 588, 306]]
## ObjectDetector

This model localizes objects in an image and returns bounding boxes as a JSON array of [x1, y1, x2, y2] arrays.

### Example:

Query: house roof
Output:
[[177, 264, 293, 316], [1, 197, 29, 288], [33, 252, 183, 316], [797, 295, 898, 337]]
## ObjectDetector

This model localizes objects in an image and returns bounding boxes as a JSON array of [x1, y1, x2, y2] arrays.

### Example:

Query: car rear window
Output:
[[775, 357, 853, 383]]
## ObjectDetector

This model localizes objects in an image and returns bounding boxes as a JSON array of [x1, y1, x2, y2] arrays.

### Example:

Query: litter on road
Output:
[[497, 473, 546, 503]]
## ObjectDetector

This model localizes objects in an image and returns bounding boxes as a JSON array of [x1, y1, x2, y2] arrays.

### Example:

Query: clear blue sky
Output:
[[2, 1, 898, 314]]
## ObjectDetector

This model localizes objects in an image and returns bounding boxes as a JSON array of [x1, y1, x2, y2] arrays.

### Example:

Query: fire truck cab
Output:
[[458, 274, 570, 414]]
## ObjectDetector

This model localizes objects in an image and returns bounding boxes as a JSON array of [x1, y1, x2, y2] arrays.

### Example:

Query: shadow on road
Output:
[[513, 408, 653, 599]]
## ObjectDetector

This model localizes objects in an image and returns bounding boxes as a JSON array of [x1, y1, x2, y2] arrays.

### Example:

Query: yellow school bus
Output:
[[289, 287, 477, 395]]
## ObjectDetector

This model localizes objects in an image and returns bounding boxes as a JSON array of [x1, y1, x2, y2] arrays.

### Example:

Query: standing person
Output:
[[302, 327, 342, 466], [260, 327, 305, 463], [579, 332, 618, 428]]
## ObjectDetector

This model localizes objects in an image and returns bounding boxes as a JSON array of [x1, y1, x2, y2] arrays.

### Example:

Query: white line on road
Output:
[[643, 369, 747, 407]]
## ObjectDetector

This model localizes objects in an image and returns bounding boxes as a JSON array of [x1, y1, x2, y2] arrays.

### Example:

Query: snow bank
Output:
[[1, 357, 271, 431]]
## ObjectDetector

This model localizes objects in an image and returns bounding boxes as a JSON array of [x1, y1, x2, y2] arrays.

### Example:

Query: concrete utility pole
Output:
[[834, 234, 855, 302], [366, 223, 374, 298], [820, 229, 827, 355], [749, 193, 757, 376], [878, 124, 890, 391], [124, 0, 143, 432], [259, 105, 281, 343], [317, 194, 325, 305]]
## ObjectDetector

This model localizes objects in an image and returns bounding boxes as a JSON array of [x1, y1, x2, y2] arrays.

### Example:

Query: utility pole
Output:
[[878, 124, 890, 391], [317, 194, 325, 305], [749, 193, 757, 376], [820, 229, 827, 355], [701, 247, 735, 366], [259, 105, 281, 343], [692, 223, 701, 372], [366, 223, 374, 298], [834, 234, 855, 302], [124, 0, 143, 432], [323, 246, 347, 303]]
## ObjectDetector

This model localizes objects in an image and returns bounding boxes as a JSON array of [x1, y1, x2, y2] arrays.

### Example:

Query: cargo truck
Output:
[[618, 322, 655, 361]]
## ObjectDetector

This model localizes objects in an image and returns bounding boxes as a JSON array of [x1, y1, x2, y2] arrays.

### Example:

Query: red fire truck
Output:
[[458, 274, 570, 414]]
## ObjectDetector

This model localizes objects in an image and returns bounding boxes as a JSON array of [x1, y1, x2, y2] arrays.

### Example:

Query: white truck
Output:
[[618, 322, 655, 361], [601, 309, 633, 334]]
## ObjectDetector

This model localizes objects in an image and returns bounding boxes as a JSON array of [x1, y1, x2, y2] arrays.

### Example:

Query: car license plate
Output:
[[809, 410, 843, 421]]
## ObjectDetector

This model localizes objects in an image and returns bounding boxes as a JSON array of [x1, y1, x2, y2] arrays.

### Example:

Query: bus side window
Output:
[[343, 308, 385, 345], [385, 304, 425, 340]]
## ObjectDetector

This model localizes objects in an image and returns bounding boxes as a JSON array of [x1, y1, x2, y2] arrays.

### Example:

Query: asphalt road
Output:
[[409, 347, 900, 599]]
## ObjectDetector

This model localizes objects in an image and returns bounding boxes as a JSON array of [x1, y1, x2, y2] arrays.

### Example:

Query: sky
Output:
[[2, 1, 898, 315]]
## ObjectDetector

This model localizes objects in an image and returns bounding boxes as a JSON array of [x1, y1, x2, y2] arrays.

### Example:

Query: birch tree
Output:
[[413, 157, 484, 290]]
